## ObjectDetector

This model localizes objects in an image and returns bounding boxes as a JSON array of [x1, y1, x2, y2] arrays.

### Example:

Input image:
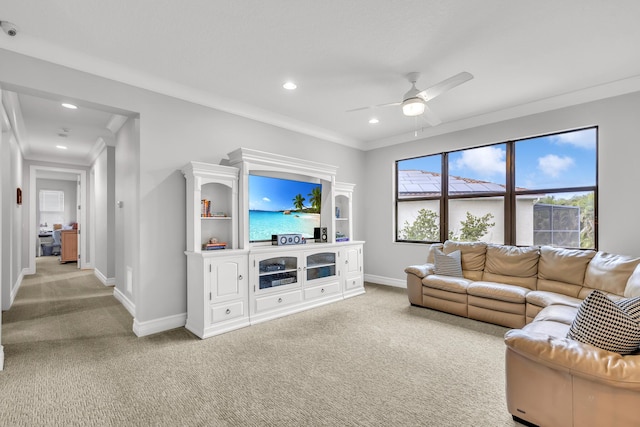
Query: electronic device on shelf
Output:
[[263, 262, 286, 272], [271, 233, 305, 246], [314, 227, 328, 243]]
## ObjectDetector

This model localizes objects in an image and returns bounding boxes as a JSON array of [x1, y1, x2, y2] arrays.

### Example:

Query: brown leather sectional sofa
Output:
[[405, 240, 640, 427]]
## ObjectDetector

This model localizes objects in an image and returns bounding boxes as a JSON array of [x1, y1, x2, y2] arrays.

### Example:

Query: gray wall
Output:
[[0, 97, 24, 311], [115, 118, 139, 308], [93, 146, 116, 282], [364, 91, 640, 285]]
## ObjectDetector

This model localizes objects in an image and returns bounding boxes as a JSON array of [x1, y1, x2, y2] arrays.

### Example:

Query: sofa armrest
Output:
[[405, 263, 434, 306], [505, 329, 640, 390], [404, 263, 435, 279]]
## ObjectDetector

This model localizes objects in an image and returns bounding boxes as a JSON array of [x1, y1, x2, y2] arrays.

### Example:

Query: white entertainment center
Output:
[[182, 148, 364, 339]]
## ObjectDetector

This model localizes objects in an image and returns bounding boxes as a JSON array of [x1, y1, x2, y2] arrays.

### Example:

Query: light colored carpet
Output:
[[1, 256, 518, 426]]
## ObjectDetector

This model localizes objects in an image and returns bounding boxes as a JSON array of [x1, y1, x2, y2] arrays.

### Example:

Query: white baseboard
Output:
[[11, 269, 25, 304], [0, 345, 4, 371], [113, 287, 135, 317], [4, 269, 26, 310], [364, 273, 406, 288], [133, 312, 187, 337], [94, 268, 115, 287]]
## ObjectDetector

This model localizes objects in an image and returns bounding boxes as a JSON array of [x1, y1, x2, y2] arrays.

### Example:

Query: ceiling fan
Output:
[[347, 71, 473, 126]]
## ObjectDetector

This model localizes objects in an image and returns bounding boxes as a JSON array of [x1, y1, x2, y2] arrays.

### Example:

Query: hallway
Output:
[[2, 256, 129, 346]]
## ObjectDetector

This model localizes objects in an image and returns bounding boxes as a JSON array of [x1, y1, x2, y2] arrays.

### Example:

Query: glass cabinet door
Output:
[[306, 252, 336, 281], [258, 256, 298, 290]]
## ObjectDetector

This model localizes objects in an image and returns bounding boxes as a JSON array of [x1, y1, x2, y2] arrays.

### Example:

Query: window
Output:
[[447, 144, 506, 244], [514, 128, 597, 248], [396, 154, 442, 242], [395, 127, 597, 249], [39, 190, 64, 229]]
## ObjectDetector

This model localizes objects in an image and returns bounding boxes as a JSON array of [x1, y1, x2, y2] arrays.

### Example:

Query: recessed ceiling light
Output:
[[61, 103, 77, 109], [56, 145, 68, 150], [283, 82, 297, 90], [369, 118, 379, 124]]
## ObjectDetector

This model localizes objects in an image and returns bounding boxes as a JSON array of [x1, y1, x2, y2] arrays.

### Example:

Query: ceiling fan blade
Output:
[[374, 101, 402, 108], [421, 104, 442, 127], [345, 101, 401, 113], [345, 106, 371, 112], [417, 71, 473, 102]]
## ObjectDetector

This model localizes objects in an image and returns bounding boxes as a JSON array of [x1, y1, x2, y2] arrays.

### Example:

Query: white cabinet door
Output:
[[303, 249, 339, 286], [344, 245, 362, 278], [250, 253, 302, 295], [207, 255, 247, 304], [206, 254, 249, 330], [342, 244, 364, 294]]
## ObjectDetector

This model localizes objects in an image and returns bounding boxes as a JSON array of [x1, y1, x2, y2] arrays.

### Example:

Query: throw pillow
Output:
[[433, 249, 463, 278], [567, 290, 640, 354]]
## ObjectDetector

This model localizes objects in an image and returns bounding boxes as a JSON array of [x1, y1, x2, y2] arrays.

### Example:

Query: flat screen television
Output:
[[249, 174, 322, 242]]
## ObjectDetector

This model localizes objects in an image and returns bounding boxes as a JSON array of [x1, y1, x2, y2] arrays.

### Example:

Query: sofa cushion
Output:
[[433, 249, 463, 277], [526, 290, 582, 310], [533, 304, 579, 326], [517, 317, 572, 339], [536, 278, 581, 299], [422, 275, 471, 294], [581, 252, 640, 299], [484, 244, 540, 277], [538, 246, 595, 286], [467, 281, 529, 304], [567, 290, 640, 354], [625, 264, 640, 298], [443, 240, 487, 272], [480, 245, 539, 289]]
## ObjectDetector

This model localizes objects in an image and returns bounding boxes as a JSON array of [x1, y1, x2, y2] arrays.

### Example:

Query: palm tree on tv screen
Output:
[[293, 194, 305, 210], [308, 186, 321, 213]]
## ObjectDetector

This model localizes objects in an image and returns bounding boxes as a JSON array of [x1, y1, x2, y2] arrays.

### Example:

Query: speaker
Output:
[[272, 233, 304, 246], [314, 227, 328, 243]]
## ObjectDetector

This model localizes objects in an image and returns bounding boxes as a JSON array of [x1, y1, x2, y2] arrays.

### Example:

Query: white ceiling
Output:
[[2, 0, 640, 158], [14, 93, 119, 165]]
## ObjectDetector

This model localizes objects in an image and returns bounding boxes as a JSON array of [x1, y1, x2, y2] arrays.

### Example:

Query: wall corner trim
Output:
[[113, 287, 135, 317], [94, 269, 115, 287], [132, 312, 187, 337]]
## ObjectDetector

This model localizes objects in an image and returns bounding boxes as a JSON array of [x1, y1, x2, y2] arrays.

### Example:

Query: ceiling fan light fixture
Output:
[[402, 98, 425, 116]]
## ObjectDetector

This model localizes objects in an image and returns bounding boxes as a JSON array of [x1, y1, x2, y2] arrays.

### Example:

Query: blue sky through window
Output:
[[398, 128, 596, 191], [515, 128, 596, 189]]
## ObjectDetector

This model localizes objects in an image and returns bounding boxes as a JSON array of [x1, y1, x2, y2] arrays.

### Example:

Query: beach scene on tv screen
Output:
[[249, 174, 321, 241]]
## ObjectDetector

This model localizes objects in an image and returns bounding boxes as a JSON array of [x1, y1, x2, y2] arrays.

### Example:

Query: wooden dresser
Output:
[[60, 229, 78, 263]]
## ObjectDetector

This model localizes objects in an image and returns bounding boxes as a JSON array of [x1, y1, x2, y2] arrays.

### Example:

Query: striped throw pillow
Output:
[[567, 290, 640, 354], [433, 249, 463, 277]]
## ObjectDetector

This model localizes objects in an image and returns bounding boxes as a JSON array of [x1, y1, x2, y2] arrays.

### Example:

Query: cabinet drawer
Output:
[[304, 281, 341, 300], [345, 276, 363, 291], [210, 300, 245, 324], [255, 290, 302, 313]]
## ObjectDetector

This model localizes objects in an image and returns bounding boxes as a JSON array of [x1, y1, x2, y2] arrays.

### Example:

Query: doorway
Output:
[[28, 165, 87, 274]]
